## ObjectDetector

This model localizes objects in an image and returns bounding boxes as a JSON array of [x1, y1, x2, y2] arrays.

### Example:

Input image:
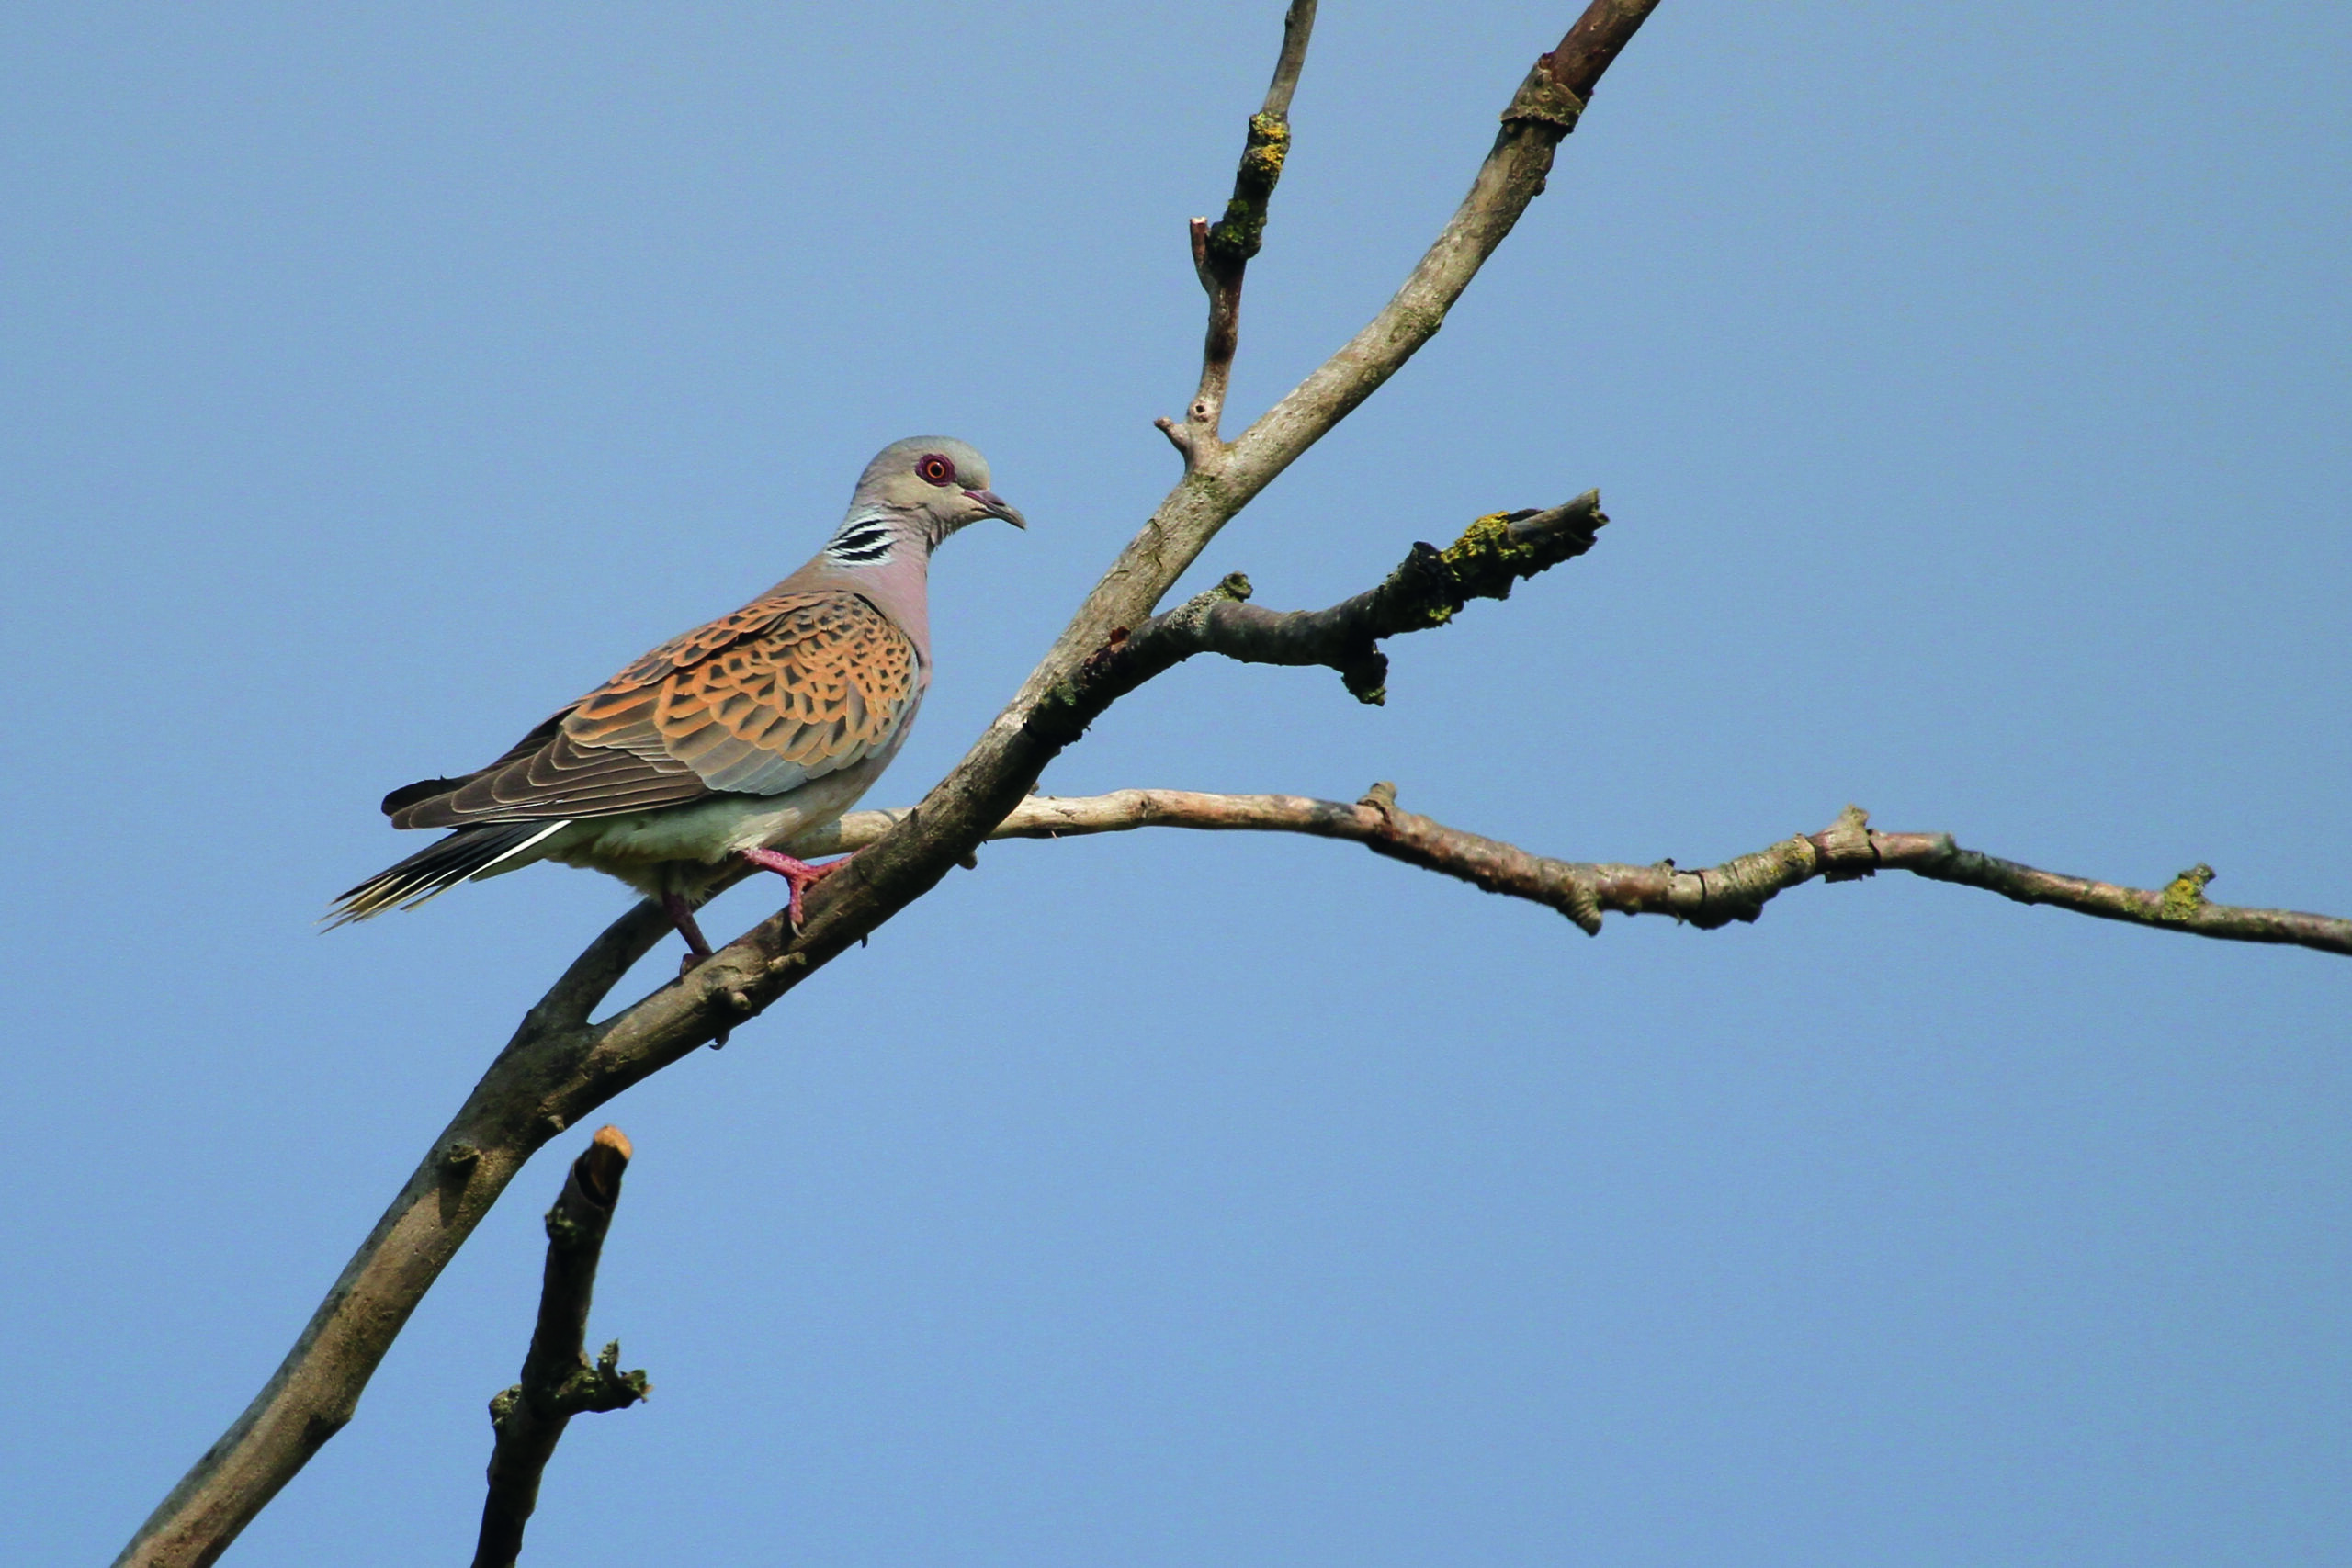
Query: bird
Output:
[[328, 435, 1024, 964]]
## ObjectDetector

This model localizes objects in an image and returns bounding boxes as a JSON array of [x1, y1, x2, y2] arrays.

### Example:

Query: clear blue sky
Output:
[[6, 3, 2347, 1562]]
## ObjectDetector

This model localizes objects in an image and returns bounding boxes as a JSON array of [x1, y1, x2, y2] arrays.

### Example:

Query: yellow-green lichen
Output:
[[1441, 511, 1542, 571], [2157, 863, 2215, 921], [1239, 113, 1290, 185], [1433, 511, 1550, 612], [1206, 115, 1292, 263]]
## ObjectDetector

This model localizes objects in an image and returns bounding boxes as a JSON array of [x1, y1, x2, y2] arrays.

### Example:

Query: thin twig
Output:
[[474, 1127, 649, 1568], [1261, 0, 1317, 119], [1160, 0, 1319, 460], [798, 795, 2352, 958], [1543, 0, 1662, 101], [117, 11, 1667, 1562]]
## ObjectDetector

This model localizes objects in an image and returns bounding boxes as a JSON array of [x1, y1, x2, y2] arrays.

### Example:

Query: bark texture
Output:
[[473, 1126, 648, 1568], [797, 795, 2349, 957]]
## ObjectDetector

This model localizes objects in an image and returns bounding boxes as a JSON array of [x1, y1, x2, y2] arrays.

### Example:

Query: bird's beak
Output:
[[963, 488, 1027, 529]]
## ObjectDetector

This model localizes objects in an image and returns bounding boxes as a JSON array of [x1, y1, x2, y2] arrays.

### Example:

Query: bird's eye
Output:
[[917, 453, 956, 486]]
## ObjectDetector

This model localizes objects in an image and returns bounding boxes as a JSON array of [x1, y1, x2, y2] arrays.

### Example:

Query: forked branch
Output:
[[1162, 0, 1320, 460], [473, 1126, 649, 1568]]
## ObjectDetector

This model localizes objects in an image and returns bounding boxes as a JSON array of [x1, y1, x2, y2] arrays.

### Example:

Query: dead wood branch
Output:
[[799, 795, 2352, 957], [1028, 493, 1605, 739], [1162, 0, 1319, 460], [473, 1126, 649, 1568]]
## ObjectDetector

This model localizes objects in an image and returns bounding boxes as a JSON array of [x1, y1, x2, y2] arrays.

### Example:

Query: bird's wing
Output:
[[570, 588, 923, 795], [386, 589, 923, 828]]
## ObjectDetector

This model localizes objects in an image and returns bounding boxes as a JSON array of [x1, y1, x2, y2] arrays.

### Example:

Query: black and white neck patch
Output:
[[824, 516, 897, 566]]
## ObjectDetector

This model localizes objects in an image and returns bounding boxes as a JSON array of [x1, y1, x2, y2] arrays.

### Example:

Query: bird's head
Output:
[[850, 436, 1026, 550]]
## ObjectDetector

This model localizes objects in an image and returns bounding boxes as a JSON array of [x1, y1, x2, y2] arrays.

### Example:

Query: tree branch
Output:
[[1161, 0, 1319, 461], [473, 1126, 649, 1568], [1030, 492, 1604, 739], [801, 795, 2352, 959], [1259, 0, 1317, 119], [118, 9, 1668, 1562], [1122, 0, 1658, 679]]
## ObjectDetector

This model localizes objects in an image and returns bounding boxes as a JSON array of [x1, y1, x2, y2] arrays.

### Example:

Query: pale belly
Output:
[[481, 761, 888, 897]]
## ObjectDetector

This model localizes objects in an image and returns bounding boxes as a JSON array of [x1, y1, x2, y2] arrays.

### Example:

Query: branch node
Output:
[[443, 1142, 481, 1171], [1502, 59, 1589, 132], [1359, 780, 1399, 817], [1816, 804, 1878, 882], [551, 1340, 651, 1417], [1560, 874, 1605, 936], [1154, 414, 1193, 457], [2159, 863, 2218, 921]]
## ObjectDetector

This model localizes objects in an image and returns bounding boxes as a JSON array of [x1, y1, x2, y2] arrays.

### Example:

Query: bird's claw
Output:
[[740, 848, 850, 931]]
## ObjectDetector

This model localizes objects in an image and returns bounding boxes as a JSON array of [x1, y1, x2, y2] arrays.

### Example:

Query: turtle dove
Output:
[[329, 436, 1023, 961]]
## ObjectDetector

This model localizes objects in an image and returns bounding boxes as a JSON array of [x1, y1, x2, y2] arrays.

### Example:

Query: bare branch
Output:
[[1054, 0, 1662, 728], [112, 971, 668, 1568], [474, 1126, 649, 1568], [529, 902, 684, 1034], [802, 794, 2352, 959], [1543, 0, 1663, 102], [117, 11, 1668, 1562], [1170, 1, 1318, 455], [1261, 0, 1317, 119], [1030, 493, 1605, 737]]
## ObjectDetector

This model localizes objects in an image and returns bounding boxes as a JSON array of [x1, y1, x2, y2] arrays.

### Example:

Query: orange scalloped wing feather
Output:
[[386, 590, 922, 828], [563, 589, 922, 797]]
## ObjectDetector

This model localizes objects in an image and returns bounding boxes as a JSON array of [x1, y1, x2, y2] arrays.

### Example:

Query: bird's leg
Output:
[[739, 847, 849, 930], [661, 892, 734, 1046], [662, 891, 716, 975]]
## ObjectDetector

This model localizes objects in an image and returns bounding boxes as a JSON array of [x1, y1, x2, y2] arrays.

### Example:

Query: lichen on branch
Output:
[[1204, 111, 1293, 271], [1028, 491, 1608, 741]]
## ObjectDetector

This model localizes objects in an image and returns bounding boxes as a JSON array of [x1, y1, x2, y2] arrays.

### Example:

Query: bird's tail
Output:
[[324, 819, 571, 927]]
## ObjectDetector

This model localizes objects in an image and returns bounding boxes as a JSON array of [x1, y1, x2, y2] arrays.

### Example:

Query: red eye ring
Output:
[[916, 453, 956, 486]]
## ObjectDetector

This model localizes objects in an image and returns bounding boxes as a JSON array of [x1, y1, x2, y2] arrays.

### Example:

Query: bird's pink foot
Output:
[[662, 892, 716, 975], [741, 848, 849, 929]]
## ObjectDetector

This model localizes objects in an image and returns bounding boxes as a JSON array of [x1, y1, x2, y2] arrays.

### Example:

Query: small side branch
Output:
[[803, 795, 2352, 959], [474, 1127, 650, 1568], [1161, 0, 1318, 459], [1028, 492, 1605, 743]]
